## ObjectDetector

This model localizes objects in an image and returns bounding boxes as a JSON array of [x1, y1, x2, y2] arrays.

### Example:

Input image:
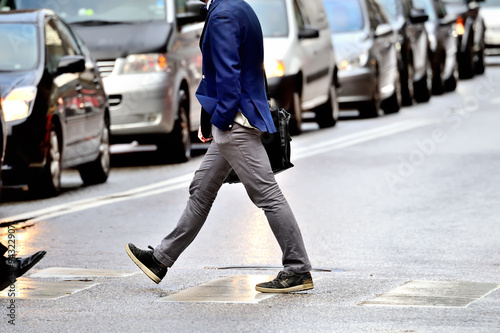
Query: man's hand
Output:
[[198, 127, 212, 143]]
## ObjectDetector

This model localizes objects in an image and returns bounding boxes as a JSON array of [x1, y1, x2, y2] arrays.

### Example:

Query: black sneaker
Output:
[[255, 271, 314, 293], [125, 243, 167, 284]]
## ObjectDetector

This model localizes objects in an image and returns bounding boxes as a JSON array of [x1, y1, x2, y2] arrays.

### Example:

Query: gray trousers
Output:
[[154, 123, 311, 274]]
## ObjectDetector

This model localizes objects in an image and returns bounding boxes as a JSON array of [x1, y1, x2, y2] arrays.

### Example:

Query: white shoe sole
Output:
[[125, 244, 161, 284], [255, 281, 314, 293]]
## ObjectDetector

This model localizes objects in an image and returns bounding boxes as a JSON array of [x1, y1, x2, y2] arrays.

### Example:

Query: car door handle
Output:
[[76, 84, 83, 92]]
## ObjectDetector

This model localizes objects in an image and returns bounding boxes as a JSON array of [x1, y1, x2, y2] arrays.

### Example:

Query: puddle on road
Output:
[[29, 267, 139, 280], [361, 280, 500, 308], [0, 278, 98, 300], [157, 275, 277, 304]]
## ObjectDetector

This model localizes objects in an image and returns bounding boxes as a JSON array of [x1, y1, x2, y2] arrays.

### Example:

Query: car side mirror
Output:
[[56, 55, 85, 75], [177, 0, 205, 26], [298, 26, 319, 39], [374, 23, 392, 38], [409, 8, 428, 24]]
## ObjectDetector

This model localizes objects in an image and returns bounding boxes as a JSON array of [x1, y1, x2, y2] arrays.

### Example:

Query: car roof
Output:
[[0, 8, 54, 23]]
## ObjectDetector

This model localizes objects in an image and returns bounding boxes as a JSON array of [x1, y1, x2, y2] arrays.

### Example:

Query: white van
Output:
[[247, 0, 339, 135]]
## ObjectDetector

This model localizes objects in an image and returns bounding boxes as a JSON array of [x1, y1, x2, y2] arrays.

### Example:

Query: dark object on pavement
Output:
[[255, 271, 314, 293]]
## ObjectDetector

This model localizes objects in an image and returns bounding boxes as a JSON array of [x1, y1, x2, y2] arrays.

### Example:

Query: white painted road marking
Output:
[[29, 267, 139, 280], [0, 119, 438, 225]]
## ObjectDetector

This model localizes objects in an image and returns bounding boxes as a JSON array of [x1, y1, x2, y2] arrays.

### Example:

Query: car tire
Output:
[[358, 77, 380, 118], [401, 62, 414, 106], [29, 127, 61, 197], [414, 60, 432, 103], [444, 62, 458, 92], [288, 91, 302, 135], [474, 49, 485, 75], [381, 74, 401, 114], [315, 85, 339, 128], [458, 36, 475, 79], [78, 125, 110, 185], [431, 57, 444, 95], [156, 89, 191, 163]]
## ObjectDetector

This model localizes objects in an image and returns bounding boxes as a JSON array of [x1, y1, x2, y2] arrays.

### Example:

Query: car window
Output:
[[323, 0, 365, 33], [377, 0, 399, 23], [13, 0, 167, 23], [435, 0, 447, 18], [403, 0, 413, 18], [45, 19, 78, 73], [371, 0, 390, 25], [293, 0, 307, 31], [0, 23, 38, 71], [247, 0, 289, 37], [482, 0, 500, 6], [54, 20, 83, 56], [413, 0, 437, 21]]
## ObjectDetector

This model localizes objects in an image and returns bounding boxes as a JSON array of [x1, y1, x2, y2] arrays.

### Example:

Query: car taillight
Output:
[[456, 16, 465, 36]]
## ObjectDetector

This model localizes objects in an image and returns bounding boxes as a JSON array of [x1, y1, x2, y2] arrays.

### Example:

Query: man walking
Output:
[[126, 0, 313, 293]]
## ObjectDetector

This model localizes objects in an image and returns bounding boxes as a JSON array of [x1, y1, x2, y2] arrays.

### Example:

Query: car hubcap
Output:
[[49, 131, 61, 188]]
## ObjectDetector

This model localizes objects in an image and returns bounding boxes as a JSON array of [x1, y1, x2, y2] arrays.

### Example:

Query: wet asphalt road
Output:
[[1, 58, 500, 332]]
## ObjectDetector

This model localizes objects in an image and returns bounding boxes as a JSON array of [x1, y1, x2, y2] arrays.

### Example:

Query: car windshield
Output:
[[377, 0, 399, 23], [247, 0, 288, 37], [12, 0, 167, 23], [0, 23, 38, 71], [482, 0, 500, 6], [323, 0, 365, 33], [413, 0, 437, 21]]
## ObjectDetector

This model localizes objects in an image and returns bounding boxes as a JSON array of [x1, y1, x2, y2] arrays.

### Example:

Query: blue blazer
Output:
[[195, 0, 276, 133]]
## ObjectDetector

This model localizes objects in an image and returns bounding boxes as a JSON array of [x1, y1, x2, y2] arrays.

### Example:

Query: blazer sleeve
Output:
[[207, 11, 242, 131]]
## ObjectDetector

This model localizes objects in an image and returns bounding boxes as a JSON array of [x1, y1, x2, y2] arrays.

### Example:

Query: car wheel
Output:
[[444, 62, 458, 92], [458, 36, 475, 79], [474, 48, 485, 75], [381, 73, 401, 114], [401, 62, 414, 106], [414, 60, 432, 103], [157, 89, 191, 163], [358, 77, 380, 118], [29, 128, 61, 197], [78, 125, 110, 185], [315, 85, 339, 128], [431, 57, 444, 95], [288, 91, 302, 135]]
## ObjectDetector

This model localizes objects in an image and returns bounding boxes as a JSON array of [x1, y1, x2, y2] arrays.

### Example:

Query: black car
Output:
[[442, 0, 486, 78], [378, 0, 432, 105], [0, 9, 110, 197], [414, 0, 459, 93], [0, 91, 6, 196]]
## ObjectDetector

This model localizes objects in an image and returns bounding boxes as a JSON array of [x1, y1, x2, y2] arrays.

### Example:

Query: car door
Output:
[[293, 0, 331, 106], [368, 0, 397, 95], [45, 18, 86, 165], [55, 19, 106, 158], [404, 0, 428, 78]]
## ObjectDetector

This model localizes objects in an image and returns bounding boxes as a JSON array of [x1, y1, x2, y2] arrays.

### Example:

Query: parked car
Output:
[[481, 0, 500, 55], [414, 0, 459, 93], [247, 0, 339, 135], [8, 0, 205, 162], [0, 90, 6, 197], [323, 0, 401, 117], [377, 0, 432, 105], [442, 0, 486, 78], [0, 9, 110, 197]]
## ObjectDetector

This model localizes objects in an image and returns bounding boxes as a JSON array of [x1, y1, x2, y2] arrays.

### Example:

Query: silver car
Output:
[[482, 0, 500, 55], [324, 0, 401, 118], [10, 0, 205, 162]]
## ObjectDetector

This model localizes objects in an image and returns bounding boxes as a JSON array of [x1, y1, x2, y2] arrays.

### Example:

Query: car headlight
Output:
[[338, 50, 369, 71], [122, 53, 168, 74], [264, 60, 285, 78], [2, 86, 37, 123]]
